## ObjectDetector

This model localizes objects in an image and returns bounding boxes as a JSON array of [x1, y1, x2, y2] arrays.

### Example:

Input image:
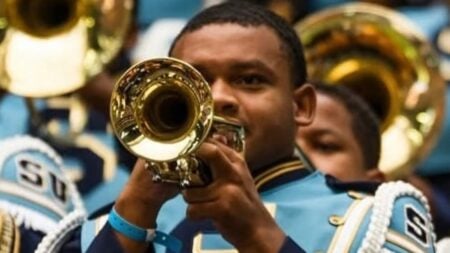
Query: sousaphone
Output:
[[0, 0, 133, 97], [0, 0, 133, 150], [295, 2, 446, 179]]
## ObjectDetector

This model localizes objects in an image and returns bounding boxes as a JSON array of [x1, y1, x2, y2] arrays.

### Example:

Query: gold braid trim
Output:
[[0, 209, 20, 253]]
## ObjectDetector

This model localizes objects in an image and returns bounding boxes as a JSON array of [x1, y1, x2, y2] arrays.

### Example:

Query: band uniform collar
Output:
[[253, 157, 311, 192]]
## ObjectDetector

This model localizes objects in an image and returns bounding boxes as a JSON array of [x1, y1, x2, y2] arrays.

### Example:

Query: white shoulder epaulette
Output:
[[0, 135, 87, 253], [358, 181, 435, 253]]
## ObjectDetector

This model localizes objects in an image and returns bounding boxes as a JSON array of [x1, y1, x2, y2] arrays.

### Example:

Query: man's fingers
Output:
[[196, 142, 236, 180], [186, 201, 229, 221], [209, 138, 244, 164], [182, 186, 218, 204]]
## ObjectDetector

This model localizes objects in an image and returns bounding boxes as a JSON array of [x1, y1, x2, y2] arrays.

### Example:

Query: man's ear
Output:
[[366, 168, 386, 183], [293, 83, 316, 126]]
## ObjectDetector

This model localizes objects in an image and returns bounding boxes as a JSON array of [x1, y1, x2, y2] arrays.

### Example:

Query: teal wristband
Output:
[[108, 207, 183, 252], [108, 207, 156, 242]]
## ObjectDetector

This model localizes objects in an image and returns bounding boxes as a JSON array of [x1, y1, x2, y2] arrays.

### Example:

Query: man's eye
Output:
[[313, 141, 340, 153], [235, 75, 266, 86]]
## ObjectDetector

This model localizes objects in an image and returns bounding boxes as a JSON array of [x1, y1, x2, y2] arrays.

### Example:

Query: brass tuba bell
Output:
[[295, 3, 446, 179], [0, 0, 133, 97], [110, 58, 245, 187]]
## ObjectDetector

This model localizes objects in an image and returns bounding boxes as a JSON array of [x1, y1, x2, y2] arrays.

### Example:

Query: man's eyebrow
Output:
[[191, 64, 209, 76], [191, 60, 275, 81], [229, 60, 273, 73]]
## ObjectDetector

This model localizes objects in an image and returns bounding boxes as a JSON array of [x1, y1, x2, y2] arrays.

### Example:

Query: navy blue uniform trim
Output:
[[89, 202, 114, 219], [325, 174, 380, 194], [257, 169, 311, 192], [87, 223, 156, 253], [19, 226, 44, 253], [279, 236, 306, 253], [253, 157, 310, 192]]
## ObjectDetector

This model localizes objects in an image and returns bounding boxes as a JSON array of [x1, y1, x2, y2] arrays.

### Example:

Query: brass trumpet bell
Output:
[[0, 0, 133, 97], [295, 3, 446, 179], [110, 58, 245, 187]]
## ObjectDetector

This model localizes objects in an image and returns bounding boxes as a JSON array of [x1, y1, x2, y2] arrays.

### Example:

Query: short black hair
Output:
[[313, 82, 381, 169], [230, 0, 308, 24], [168, 1, 307, 87]]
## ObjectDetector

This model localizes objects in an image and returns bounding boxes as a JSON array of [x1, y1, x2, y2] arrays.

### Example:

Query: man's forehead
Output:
[[171, 24, 285, 64], [172, 23, 281, 52]]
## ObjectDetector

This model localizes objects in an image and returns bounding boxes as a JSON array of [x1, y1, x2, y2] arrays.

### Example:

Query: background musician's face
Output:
[[298, 92, 380, 181], [171, 23, 303, 171]]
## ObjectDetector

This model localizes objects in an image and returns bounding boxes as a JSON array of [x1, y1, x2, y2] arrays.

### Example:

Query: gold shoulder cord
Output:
[[0, 209, 20, 253]]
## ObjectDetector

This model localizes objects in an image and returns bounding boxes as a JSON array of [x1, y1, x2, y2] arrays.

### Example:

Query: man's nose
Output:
[[210, 79, 239, 116]]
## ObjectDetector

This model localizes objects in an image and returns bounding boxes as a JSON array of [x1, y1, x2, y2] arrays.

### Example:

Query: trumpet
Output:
[[110, 58, 245, 187]]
